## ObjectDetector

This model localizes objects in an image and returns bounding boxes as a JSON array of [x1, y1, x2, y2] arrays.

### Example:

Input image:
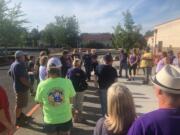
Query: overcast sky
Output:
[[10, 0, 180, 33]]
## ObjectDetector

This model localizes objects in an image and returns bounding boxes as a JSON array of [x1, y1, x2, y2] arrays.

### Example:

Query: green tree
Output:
[[112, 10, 146, 50], [0, 0, 27, 47], [145, 30, 154, 37], [41, 15, 79, 48], [41, 23, 56, 47], [112, 24, 124, 49], [30, 28, 40, 47]]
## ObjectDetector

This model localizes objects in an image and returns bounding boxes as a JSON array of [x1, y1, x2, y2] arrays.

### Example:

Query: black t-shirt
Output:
[[96, 64, 117, 89], [28, 61, 34, 72], [60, 56, 68, 77], [83, 54, 92, 66]]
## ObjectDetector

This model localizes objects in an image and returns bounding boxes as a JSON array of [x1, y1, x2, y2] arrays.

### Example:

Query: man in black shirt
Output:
[[119, 49, 128, 78], [83, 50, 92, 81], [60, 50, 72, 77], [96, 54, 118, 116]]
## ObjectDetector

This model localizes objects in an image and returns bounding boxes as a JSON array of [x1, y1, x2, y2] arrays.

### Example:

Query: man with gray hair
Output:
[[9, 51, 32, 126], [128, 65, 180, 135]]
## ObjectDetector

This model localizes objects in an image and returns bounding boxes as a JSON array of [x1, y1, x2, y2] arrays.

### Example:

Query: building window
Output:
[[158, 41, 163, 49]]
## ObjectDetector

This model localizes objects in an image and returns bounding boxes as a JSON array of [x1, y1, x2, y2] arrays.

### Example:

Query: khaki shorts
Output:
[[16, 91, 28, 108]]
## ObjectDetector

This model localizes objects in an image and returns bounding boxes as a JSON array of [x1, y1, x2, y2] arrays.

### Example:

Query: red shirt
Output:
[[0, 86, 11, 132]]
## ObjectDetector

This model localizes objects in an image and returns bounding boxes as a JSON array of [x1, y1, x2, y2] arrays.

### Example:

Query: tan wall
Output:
[[154, 19, 180, 48]]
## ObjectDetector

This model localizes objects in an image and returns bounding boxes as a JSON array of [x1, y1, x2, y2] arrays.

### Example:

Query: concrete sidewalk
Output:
[[15, 76, 158, 135]]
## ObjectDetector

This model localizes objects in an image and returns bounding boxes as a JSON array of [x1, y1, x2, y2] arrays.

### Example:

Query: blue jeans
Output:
[[144, 67, 152, 83], [99, 89, 107, 116]]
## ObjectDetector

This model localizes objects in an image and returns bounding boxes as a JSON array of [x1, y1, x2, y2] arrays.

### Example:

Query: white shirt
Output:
[[39, 65, 47, 81]]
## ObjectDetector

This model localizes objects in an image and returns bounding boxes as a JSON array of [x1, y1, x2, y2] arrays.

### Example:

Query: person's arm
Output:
[[20, 77, 31, 88], [128, 56, 132, 66], [68, 79, 76, 102], [133, 55, 138, 65], [0, 108, 15, 134], [8, 69, 12, 77]]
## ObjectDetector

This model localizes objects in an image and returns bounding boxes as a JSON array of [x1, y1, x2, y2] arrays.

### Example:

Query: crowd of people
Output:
[[0, 47, 179, 135]]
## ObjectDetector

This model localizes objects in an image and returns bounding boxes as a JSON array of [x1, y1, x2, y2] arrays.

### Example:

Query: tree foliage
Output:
[[112, 10, 146, 50], [41, 15, 79, 48], [30, 28, 40, 47], [145, 30, 154, 37], [0, 0, 27, 47]]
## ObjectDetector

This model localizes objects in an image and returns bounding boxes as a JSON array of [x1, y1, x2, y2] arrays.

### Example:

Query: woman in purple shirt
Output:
[[128, 49, 138, 81]]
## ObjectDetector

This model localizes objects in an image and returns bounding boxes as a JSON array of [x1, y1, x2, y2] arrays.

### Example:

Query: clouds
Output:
[[10, 0, 180, 33]]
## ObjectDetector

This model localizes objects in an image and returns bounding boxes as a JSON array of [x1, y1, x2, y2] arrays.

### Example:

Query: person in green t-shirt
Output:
[[35, 63, 76, 135]]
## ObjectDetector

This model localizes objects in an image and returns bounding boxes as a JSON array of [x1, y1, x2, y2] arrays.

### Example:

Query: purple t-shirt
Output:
[[129, 55, 137, 64], [156, 59, 165, 73], [128, 108, 180, 135]]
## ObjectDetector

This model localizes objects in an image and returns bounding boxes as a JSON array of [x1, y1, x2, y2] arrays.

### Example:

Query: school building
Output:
[[147, 18, 180, 52]]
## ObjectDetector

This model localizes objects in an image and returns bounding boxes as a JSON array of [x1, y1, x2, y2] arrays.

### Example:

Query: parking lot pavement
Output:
[[14, 75, 158, 135]]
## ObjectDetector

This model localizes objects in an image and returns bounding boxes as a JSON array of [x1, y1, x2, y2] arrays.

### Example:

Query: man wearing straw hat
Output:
[[128, 65, 180, 135]]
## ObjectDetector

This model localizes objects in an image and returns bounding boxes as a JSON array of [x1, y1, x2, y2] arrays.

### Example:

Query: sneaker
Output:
[[16, 117, 28, 127], [127, 78, 131, 81], [20, 113, 33, 121]]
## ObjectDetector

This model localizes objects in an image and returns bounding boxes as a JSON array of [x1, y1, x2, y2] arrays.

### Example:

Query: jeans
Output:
[[129, 64, 137, 76], [119, 63, 128, 77], [99, 89, 107, 116], [73, 91, 85, 112], [85, 65, 92, 80], [144, 67, 152, 83]]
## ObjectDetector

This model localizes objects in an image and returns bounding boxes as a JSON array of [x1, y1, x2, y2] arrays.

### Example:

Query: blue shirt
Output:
[[128, 108, 180, 135], [9, 60, 29, 92]]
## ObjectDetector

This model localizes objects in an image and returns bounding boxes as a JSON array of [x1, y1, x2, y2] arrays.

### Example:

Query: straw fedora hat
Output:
[[151, 65, 180, 94]]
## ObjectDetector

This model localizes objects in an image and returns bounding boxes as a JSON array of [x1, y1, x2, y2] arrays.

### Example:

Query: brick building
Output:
[[80, 33, 112, 47]]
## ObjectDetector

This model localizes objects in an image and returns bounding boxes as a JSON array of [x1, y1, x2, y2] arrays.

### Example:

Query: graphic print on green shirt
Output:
[[35, 78, 76, 124], [48, 88, 65, 106]]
